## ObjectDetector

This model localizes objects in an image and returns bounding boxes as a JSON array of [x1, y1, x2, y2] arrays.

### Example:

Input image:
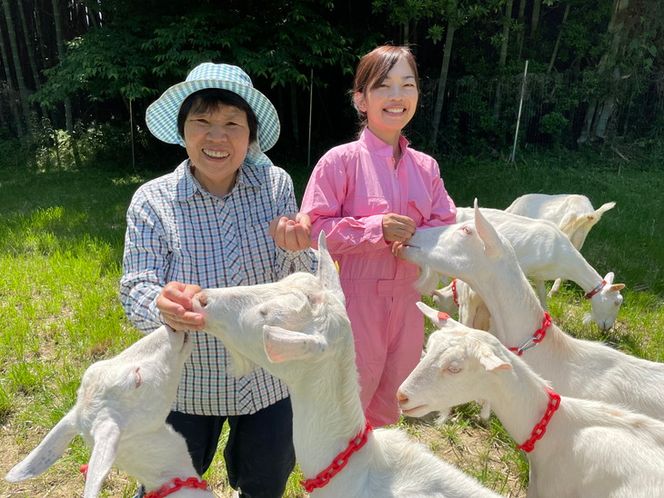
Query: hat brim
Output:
[[145, 78, 280, 152]]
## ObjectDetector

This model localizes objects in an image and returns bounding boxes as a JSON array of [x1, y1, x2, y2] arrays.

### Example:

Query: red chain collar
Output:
[[144, 477, 209, 498], [80, 465, 207, 497], [451, 278, 459, 307], [584, 279, 606, 299], [509, 312, 552, 356], [518, 387, 561, 452], [301, 421, 373, 493]]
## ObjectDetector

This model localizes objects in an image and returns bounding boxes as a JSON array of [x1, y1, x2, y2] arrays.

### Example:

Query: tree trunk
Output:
[[516, 0, 527, 59], [18, 0, 41, 90], [0, 9, 23, 136], [51, 0, 73, 132], [531, 0, 541, 39], [2, 0, 32, 133], [51, 0, 80, 166], [547, 3, 570, 74], [493, 0, 514, 120], [578, 0, 630, 144], [430, 19, 457, 149]]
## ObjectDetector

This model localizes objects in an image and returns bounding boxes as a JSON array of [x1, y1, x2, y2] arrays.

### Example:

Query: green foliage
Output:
[[539, 111, 569, 144]]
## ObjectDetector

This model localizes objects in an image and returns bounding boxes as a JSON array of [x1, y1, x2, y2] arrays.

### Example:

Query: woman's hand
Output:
[[269, 212, 312, 251], [157, 281, 205, 331], [382, 213, 416, 243]]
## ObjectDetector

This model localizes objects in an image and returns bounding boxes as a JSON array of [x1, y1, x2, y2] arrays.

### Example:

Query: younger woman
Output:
[[299, 45, 457, 427]]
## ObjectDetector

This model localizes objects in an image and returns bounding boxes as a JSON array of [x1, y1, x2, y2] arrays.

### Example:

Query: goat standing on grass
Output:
[[404, 202, 664, 422], [505, 193, 616, 296], [397, 306, 664, 498], [5, 326, 215, 498], [191, 232, 501, 498], [452, 206, 624, 330]]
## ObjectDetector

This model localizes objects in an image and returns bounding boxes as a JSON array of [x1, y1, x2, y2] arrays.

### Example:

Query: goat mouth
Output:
[[400, 404, 430, 416]]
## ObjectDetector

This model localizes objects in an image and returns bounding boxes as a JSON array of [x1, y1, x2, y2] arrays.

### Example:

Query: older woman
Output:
[[120, 62, 313, 498]]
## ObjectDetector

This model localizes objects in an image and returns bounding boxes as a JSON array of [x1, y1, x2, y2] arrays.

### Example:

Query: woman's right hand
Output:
[[382, 213, 416, 243], [157, 281, 205, 331]]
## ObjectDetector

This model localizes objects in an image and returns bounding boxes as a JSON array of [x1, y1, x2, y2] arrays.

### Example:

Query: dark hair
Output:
[[177, 88, 258, 143], [352, 45, 420, 127]]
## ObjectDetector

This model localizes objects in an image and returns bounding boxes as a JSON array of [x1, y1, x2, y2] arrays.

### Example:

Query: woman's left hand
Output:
[[269, 213, 312, 251]]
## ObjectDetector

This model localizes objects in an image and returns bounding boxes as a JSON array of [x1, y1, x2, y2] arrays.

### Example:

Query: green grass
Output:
[[1, 146, 663, 497]]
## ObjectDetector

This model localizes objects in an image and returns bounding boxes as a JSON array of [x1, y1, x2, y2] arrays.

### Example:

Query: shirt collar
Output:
[[174, 147, 270, 201], [359, 127, 410, 158]]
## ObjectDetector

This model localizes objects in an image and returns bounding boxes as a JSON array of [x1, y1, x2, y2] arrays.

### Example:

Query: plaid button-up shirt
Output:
[[120, 154, 314, 415]]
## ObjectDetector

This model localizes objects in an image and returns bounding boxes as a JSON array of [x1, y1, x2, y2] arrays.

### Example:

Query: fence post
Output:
[[510, 59, 529, 163]]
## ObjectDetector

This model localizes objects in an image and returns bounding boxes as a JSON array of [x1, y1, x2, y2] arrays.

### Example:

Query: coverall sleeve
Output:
[[421, 159, 457, 228], [301, 155, 387, 254]]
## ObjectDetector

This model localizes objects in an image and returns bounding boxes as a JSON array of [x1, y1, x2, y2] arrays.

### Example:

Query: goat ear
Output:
[[609, 283, 625, 291], [479, 351, 512, 372], [316, 231, 345, 304], [603, 272, 615, 285], [84, 417, 122, 498], [5, 409, 79, 482], [416, 301, 449, 328], [263, 325, 328, 363], [473, 199, 503, 259]]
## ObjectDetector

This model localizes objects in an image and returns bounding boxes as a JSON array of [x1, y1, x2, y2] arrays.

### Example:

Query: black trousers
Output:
[[166, 397, 296, 498]]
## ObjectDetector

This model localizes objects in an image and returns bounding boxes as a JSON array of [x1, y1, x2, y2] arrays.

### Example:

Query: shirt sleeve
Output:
[[119, 191, 167, 333], [301, 154, 387, 254]]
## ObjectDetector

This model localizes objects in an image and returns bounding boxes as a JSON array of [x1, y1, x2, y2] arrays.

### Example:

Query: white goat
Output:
[[453, 205, 624, 330], [191, 232, 501, 498], [405, 202, 664, 422], [397, 305, 664, 498], [505, 193, 616, 295], [505, 193, 615, 251], [5, 325, 214, 498]]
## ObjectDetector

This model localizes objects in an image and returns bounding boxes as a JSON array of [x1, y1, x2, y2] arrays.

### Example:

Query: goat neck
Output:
[[486, 357, 558, 454], [466, 265, 545, 348], [551, 244, 604, 292], [286, 334, 368, 484]]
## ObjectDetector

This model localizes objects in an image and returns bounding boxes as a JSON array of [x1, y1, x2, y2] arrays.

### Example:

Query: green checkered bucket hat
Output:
[[146, 62, 280, 152]]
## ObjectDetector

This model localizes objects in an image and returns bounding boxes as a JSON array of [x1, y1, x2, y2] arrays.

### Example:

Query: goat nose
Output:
[[396, 390, 408, 405], [196, 292, 208, 309]]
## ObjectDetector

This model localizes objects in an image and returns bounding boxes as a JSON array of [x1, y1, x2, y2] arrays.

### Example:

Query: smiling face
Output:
[[354, 57, 419, 145], [184, 103, 251, 197]]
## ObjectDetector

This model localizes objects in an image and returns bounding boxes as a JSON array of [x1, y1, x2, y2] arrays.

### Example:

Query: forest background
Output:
[[1, 0, 663, 170]]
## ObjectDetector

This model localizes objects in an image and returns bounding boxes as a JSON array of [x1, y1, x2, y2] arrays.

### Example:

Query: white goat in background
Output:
[[453, 205, 624, 330], [5, 325, 214, 498], [397, 305, 664, 498], [404, 202, 664, 422], [505, 193, 616, 295], [192, 232, 501, 498]]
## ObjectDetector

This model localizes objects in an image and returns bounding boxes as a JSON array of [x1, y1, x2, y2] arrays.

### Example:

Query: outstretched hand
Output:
[[157, 281, 205, 331], [269, 213, 312, 251]]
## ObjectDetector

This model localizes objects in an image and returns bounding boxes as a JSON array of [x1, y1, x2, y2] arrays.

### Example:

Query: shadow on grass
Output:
[[0, 167, 155, 268]]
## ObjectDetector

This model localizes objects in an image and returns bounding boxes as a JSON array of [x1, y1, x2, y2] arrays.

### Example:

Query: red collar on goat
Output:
[[302, 421, 373, 493], [144, 477, 209, 497], [517, 388, 561, 453], [509, 312, 552, 356]]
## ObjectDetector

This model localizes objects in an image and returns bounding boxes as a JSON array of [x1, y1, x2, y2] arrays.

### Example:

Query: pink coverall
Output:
[[300, 128, 456, 426]]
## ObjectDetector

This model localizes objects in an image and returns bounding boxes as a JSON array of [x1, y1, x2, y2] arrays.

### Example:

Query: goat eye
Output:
[[461, 226, 472, 235], [446, 365, 461, 374], [259, 307, 268, 317]]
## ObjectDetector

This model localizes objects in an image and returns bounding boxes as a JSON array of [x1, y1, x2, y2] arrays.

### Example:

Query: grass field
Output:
[[1, 145, 663, 497]]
